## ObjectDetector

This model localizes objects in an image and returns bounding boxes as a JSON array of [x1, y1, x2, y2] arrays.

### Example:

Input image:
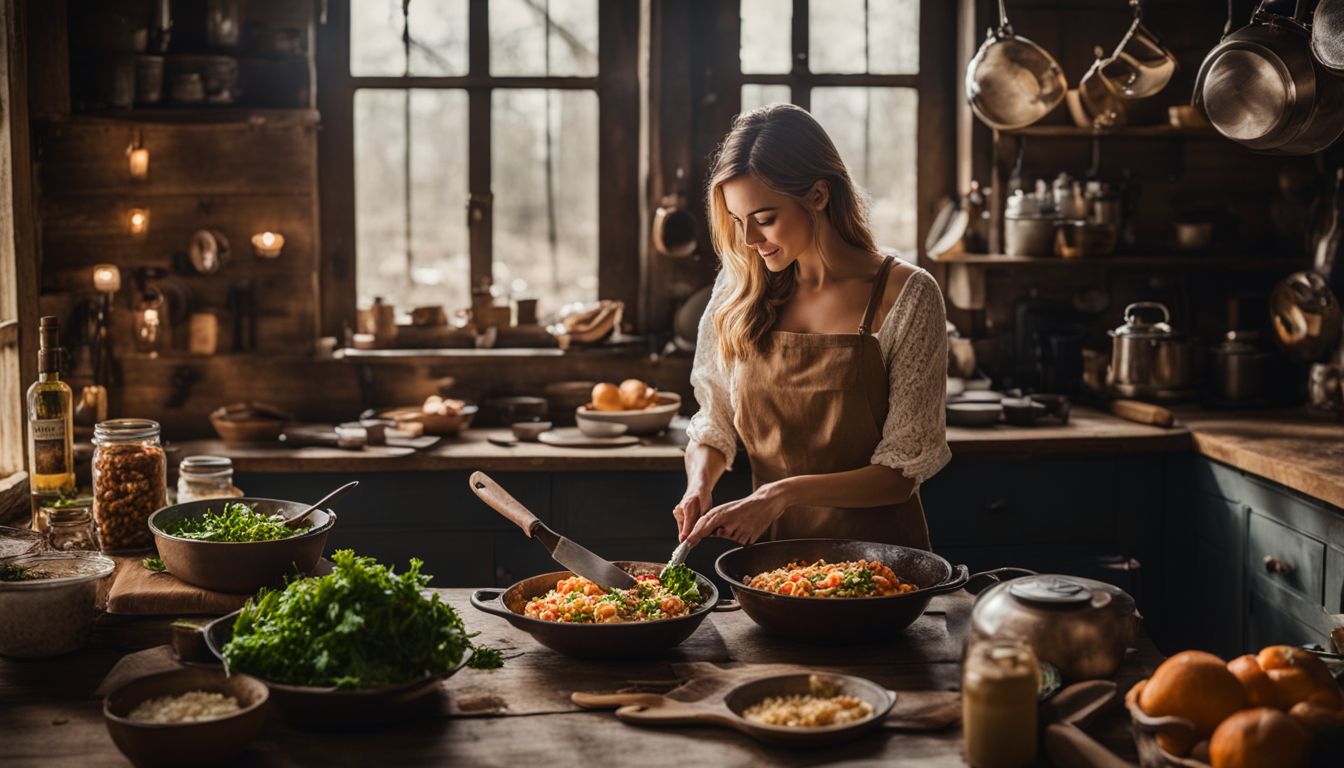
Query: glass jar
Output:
[[177, 455, 235, 503], [962, 639, 1040, 768], [92, 419, 166, 552], [44, 505, 100, 552]]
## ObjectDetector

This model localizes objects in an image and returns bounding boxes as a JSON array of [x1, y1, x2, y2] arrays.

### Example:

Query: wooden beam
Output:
[[316, 0, 356, 338], [597, 0, 642, 326]]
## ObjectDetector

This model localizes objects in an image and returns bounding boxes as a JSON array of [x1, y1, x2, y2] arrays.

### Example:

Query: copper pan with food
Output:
[[714, 539, 969, 643]]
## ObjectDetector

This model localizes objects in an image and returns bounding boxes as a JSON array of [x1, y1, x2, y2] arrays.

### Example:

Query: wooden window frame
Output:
[[317, 0, 640, 337], [716, 0, 955, 263]]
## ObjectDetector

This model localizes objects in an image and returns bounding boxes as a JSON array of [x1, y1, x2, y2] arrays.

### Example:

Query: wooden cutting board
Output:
[[106, 556, 333, 616]]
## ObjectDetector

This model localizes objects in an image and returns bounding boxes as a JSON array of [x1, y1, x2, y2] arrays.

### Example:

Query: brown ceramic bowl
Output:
[[209, 403, 290, 444], [103, 667, 268, 768], [148, 498, 334, 594]]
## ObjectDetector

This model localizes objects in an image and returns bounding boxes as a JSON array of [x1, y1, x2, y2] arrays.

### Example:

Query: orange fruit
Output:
[[618, 378, 651, 410], [591, 383, 624, 411], [1140, 650, 1249, 756], [1289, 700, 1344, 732], [1258, 645, 1343, 709], [1227, 655, 1278, 709], [1209, 707, 1309, 768]]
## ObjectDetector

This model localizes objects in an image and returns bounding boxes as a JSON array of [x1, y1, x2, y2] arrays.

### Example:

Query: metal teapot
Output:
[[969, 572, 1140, 681]]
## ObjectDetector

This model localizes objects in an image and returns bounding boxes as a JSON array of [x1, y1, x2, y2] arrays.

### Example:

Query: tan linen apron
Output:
[[731, 255, 931, 549]]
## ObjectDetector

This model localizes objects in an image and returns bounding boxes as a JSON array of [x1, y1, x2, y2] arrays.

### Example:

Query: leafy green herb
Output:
[[49, 496, 92, 510], [222, 550, 494, 688], [142, 556, 166, 573], [0, 563, 34, 581], [659, 563, 701, 603], [840, 568, 875, 594], [468, 645, 503, 670], [161, 502, 308, 543]]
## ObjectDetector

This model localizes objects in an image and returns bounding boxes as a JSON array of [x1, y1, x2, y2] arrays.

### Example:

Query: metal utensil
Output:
[[965, 0, 1067, 130], [469, 471, 637, 589], [663, 540, 692, 576], [1096, 0, 1177, 99], [285, 480, 358, 529], [1312, 0, 1344, 75], [1270, 271, 1342, 362]]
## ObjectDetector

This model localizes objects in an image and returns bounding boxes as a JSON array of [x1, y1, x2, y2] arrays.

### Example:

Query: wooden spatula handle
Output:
[[1109, 399, 1175, 428], [469, 471, 540, 537], [571, 692, 670, 709]]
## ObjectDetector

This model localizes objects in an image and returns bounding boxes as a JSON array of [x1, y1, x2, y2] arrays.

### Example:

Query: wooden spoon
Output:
[[284, 480, 359, 529]]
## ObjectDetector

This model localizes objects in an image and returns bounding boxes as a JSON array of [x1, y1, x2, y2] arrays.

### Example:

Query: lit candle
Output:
[[127, 147, 149, 180], [251, 231, 285, 258], [128, 208, 150, 236], [92, 264, 121, 293]]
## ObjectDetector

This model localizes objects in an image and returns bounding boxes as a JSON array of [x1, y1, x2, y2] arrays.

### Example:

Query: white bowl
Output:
[[575, 416, 630, 438], [575, 392, 681, 435]]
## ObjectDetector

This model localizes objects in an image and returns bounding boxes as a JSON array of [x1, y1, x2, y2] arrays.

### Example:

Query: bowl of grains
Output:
[[103, 667, 269, 768], [726, 673, 895, 746]]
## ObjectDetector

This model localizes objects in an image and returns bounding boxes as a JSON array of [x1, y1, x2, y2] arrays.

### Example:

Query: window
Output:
[[319, 0, 637, 329], [738, 0, 926, 252]]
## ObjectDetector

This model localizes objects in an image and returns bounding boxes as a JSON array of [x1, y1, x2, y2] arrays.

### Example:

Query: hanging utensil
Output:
[[965, 0, 1067, 130], [1270, 271, 1342, 362], [1095, 0, 1178, 99], [468, 471, 638, 590], [1312, 0, 1344, 75], [1195, 0, 1344, 155]]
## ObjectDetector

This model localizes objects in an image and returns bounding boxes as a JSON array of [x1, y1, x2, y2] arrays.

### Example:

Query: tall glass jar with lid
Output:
[[177, 455, 236, 503], [92, 419, 166, 552]]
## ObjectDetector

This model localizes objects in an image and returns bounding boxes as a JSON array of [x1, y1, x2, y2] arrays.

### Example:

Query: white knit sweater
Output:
[[684, 266, 951, 484]]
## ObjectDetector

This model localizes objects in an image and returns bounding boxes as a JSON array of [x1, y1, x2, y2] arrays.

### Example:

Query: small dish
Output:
[[576, 416, 630, 438], [1001, 397, 1048, 426], [511, 421, 552, 442], [103, 667, 269, 768], [575, 392, 681, 435], [950, 390, 1003, 403], [946, 402, 1002, 427]]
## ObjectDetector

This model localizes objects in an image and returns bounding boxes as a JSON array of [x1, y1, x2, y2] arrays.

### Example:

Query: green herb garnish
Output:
[[840, 568, 875, 594], [0, 563, 34, 581], [143, 556, 166, 573], [468, 645, 503, 670], [161, 502, 307, 543], [659, 562, 701, 603], [222, 550, 492, 688]]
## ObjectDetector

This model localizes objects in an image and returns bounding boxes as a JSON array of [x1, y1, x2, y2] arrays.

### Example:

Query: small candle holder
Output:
[[128, 208, 150, 236], [127, 146, 149, 180], [251, 231, 284, 258]]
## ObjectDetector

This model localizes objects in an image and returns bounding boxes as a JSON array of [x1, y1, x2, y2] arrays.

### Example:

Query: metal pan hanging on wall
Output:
[[1195, 0, 1344, 155], [965, 0, 1067, 130], [1313, 0, 1344, 75]]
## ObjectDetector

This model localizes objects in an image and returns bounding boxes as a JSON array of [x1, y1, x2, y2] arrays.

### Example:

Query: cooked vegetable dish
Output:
[[524, 565, 702, 623], [742, 674, 876, 727], [747, 559, 917, 598], [160, 501, 308, 542], [222, 550, 498, 688]]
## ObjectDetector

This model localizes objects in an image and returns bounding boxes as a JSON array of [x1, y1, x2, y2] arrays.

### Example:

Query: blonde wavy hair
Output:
[[707, 104, 878, 362]]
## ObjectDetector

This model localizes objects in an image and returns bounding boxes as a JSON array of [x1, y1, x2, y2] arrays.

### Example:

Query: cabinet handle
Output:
[[986, 498, 1008, 513], [1263, 556, 1294, 576]]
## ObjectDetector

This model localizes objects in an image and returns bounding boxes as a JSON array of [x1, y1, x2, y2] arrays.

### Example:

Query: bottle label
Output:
[[30, 418, 69, 475]]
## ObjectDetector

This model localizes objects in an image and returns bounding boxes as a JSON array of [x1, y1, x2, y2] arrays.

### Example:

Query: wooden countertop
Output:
[[0, 589, 1159, 767], [175, 406, 1190, 474], [1175, 407, 1344, 510]]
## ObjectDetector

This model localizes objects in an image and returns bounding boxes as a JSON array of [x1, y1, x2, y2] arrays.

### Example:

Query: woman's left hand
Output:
[[683, 483, 789, 547]]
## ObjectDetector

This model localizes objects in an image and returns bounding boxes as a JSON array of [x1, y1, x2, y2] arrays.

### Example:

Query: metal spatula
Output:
[[469, 471, 637, 590]]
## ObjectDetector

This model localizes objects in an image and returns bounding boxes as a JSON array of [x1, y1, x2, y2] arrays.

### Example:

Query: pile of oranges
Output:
[[591, 379, 659, 411], [1131, 645, 1343, 768]]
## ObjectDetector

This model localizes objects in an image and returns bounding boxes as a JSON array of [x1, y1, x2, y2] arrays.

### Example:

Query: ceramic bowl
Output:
[[575, 392, 681, 435], [103, 667, 269, 768], [946, 402, 1002, 427], [575, 415, 630, 438], [511, 421, 552, 441]]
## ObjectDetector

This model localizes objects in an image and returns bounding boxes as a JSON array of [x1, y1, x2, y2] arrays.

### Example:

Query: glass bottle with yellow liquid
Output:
[[27, 316, 75, 528]]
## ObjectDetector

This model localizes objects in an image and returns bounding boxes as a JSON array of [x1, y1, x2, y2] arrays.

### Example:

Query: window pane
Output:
[[741, 84, 791, 113], [491, 0, 598, 77], [809, 0, 918, 74], [355, 89, 470, 310], [492, 90, 599, 312], [740, 0, 792, 74], [351, 0, 468, 76], [810, 88, 918, 251]]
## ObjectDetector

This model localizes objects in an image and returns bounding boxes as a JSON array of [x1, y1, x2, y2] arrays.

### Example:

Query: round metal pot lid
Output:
[[1007, 575, 1106, 609]]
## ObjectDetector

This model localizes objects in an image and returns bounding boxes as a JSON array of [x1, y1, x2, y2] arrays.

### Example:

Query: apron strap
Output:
[[858, 254, 896, 335]]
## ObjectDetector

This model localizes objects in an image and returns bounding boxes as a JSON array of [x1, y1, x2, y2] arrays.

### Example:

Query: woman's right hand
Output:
[[673, 483, 715, 543]]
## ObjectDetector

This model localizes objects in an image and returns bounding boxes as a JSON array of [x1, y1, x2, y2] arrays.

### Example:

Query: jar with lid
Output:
[[177, 455, 237, 503], [43, 505, 100, 552], [962, 638, 1040, 768], [92, 419, 166, 552]]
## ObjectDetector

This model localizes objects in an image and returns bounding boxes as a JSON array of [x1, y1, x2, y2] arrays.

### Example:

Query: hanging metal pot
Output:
[[1095, 0, 1178, 100], [1312, 0, 1344, 76], [965, 0, 1067, 130], [1195, 0, 1344, 155]]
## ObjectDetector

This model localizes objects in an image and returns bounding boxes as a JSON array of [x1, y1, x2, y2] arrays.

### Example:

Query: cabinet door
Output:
[[1247, 512, 1326, 606]]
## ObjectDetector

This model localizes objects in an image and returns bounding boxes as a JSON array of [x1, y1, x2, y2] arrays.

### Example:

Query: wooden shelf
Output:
[[929, 252, 1303, 268], [999, 125, 1220, 139], [45, 109, 320, 126]]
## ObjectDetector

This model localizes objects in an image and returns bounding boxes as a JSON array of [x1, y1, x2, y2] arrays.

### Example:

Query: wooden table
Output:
[[1, 590, 1159, 767]]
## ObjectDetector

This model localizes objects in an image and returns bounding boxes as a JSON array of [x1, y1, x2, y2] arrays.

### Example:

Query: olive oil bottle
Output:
[[27, 316, 75, 526]]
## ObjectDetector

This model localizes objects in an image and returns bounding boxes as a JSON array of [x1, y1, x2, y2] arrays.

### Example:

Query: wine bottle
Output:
[[27, 316, 75, 527]]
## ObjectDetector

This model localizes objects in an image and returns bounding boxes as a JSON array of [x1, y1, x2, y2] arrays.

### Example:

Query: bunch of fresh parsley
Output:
[[161, 502, 307, 542], [222, 550, 500, 688]]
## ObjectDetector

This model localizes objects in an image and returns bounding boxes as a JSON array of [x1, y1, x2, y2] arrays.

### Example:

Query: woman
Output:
[[676, 103, 950, 550]]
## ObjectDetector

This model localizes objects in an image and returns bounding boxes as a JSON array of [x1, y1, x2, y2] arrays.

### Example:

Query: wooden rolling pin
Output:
[[1109, 399, 1175, 428]]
